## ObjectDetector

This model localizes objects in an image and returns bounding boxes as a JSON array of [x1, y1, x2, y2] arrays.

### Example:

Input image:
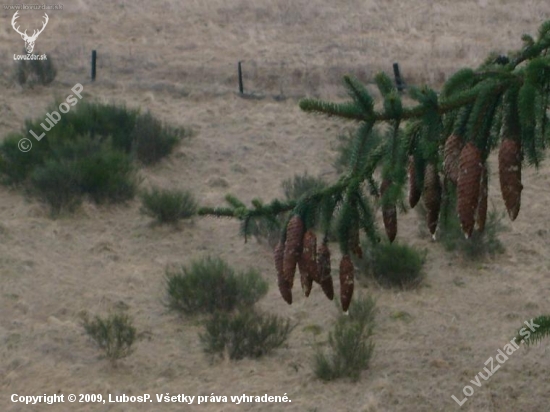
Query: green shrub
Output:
[[81, 312, 137, 365], [437, 202, 505, 260], [165, 256, 268, 314], [417, 187, 506, 259], [200, 309, 293, 360], [132, 112, 186, 165], [140, 187, 197, 224], [314, 295, 376, 381], [30, 158, 82, 215], [27, 138, 137, 214], [360, 241, 426, 288], [15, 55, 56, 86], [75, 144, 137, 204], [0, 133, 50, 184], [0, 101, 189, 213], [22, 101, 140, 153]]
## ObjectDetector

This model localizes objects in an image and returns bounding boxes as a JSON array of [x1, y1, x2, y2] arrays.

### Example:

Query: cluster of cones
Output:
[[392, 134, 522, 241], [273, 215, 356, 312], [445, 134, 522, 237], [273, 135, 522, 308]]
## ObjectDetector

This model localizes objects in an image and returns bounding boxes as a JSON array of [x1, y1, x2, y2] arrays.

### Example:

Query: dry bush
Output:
[[314, 295, 376, 381], [200, 309, 293, 360], [165, 256, 268, 315]]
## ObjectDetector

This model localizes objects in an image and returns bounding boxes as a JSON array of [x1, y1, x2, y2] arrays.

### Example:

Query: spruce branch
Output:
[[515, 316, 550, 346], [198, 20, 550, 252]]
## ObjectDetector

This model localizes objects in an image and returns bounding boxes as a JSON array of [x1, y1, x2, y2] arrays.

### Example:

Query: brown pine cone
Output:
[[380, 179, 397, 243], [457, 142, 483, 238], [298, 256, 313, 297], [317, 243, 334, 300], [298, 230, 318, 297], [339, 254, 354, 313], [423, 163, 442, 238], [408, 156, 422, 208], [444, 134, 463, 185], [476, 165, 488, 232], [274, 241, 292, 304], [282, 215, 304, 288], [498, 138, 522, 221]]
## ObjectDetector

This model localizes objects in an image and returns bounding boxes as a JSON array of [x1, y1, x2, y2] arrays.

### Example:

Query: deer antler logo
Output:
[[11, 11, 49, 54]]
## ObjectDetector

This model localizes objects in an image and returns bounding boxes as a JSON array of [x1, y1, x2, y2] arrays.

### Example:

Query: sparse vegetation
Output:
[[200, 309, 293, 360], [314, 295, 376, 381], [81, 312, 137, 365], [29, 158, 82, 215], [0, 101, 189, 214], [358, 241, 426, 289], [435, 192, 506, 259], [26, 138, 137, 215], [140, 187, 197, 224], [132, 112, 189, 165], [15, 54, 56, 86], [165, 256, 268, 314]]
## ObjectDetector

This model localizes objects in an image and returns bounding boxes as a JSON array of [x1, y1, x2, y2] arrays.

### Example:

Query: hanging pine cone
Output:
[[408, 156, 422, 208], [317, 243, 334, 300], [297, 259, 311, 297], [283, 215, 304, 288], [423, 163, 442, 238], [274, 241, 292, 304], [298, 230, 318, 297], [349, 226, 363, 259], [444, 134, 463, 185], [339, 254, 354, 313], [457, 142, 483, 238], [476, 165, 488, 232], [380, 179, 397, 243], [498, 138, 522, 221]]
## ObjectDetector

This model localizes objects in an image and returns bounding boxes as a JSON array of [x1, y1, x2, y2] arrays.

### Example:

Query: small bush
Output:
[[75, 144, 137, 204], [140, 187, 197, 224], [0, 100, 192, 213], [82, 312, 137, 365], [200, 309, 293, 360], [132, 112, 186, 165], [438, 207, 505, 260], [0, 132, 51, 184], [15, 54, 56, 86], [314, 295, 376, 381], [418, 187, 506, 260], [27, 138, 137, 214], [0, 101, 188, 196], [165, 256, 268, 314], [360, 242, 426, 288], [30, 159, 82, 215]]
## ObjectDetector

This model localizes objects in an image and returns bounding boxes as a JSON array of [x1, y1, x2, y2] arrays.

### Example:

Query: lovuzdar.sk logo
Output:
[[11, 11, 49, 60]]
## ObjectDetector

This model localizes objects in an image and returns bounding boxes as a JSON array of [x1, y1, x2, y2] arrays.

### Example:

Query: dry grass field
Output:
[[1, 1, 550, 411]]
